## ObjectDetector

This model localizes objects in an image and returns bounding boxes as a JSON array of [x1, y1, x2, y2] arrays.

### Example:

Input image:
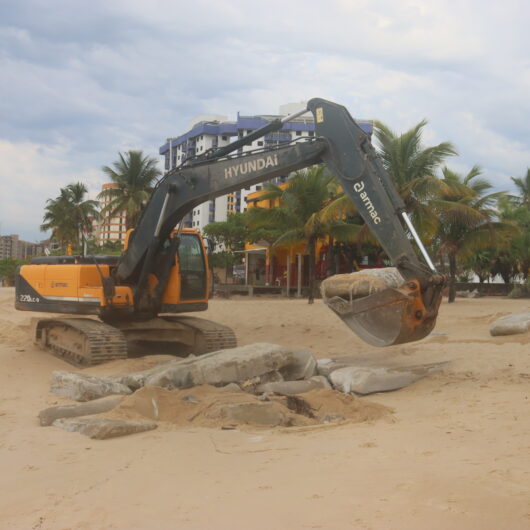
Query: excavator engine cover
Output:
[[321, 271, 441, 347]]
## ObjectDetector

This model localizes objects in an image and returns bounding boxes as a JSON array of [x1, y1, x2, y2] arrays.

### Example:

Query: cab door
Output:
[[177, 233, 208, 301]]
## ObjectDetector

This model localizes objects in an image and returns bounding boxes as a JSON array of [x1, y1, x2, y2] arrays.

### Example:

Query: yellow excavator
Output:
[[15, 98, 445, 366]]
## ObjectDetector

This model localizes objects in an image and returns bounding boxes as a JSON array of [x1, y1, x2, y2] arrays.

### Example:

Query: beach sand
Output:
[[0, 287, 529, 529]]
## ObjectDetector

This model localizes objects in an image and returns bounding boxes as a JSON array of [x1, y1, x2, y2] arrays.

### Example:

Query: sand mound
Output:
[[107, 385, 392, 429], [321, 267, 404, 301], [288, 388, 393, 423]]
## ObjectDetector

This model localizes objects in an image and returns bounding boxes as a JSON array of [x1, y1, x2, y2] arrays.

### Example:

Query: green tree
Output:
[[86, 238, 123, 255], [498, 197, 530, 280], [41, 182, 98, 250], [246, 166, 360, 304], [203, 213, 248, 253], [203, 213, 248, 279], [0, 258, 26, 286], [99, 150, 162, 230], [322, 119, 457, 253], [462, 249, 495, 283], [511, 168, 530, 207], [373, 119, 457, 239], [431, 166, 514, 302]]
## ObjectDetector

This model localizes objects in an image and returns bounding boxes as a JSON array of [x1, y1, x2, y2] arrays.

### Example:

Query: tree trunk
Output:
[[448, 253, 457, 303], [308, 237, 316, 304], [327, 237, 334, 277]]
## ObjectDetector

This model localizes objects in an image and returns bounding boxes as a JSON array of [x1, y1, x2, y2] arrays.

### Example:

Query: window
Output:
[[177, 233, 206, 300], [222, 135, 227, 141], [309, 131, 314, 137], [257, 141, 263, 146], [296, 131, 302, 136]]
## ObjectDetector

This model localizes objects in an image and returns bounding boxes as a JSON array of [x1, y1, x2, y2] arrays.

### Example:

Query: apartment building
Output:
[[0, 234, 47, 259], [159, 102, 373, 235]]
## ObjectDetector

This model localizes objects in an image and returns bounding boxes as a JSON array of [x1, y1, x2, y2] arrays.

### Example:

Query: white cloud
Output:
[[0, 0, 529, 241], [0, 139, 106, 240]]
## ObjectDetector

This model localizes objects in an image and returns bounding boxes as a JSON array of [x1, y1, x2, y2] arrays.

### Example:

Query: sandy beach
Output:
[[0, 286, 529, 530]]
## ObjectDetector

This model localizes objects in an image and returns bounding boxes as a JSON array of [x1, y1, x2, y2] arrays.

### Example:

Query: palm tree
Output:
[[99, 150, 162, 229], [498, 197, 530, 280], [66, 182, 99, 246], [511, 168, 530, 207], [41, 189, 75, 248], [373, 119, 458, 239], [41, 182, 98, 250], [431, 166, 514, 302], [246, 166, 360, 304], [322, 119, 457, 245]]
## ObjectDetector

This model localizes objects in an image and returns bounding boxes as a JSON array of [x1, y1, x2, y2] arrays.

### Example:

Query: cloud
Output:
[[0, 139, 106, 240], [0, 0, 529, 240]]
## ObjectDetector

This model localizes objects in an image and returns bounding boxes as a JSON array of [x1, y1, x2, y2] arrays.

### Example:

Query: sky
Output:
[[0, 0, 529, 241]]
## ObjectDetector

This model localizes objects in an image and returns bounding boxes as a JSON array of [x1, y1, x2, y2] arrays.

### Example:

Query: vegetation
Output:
[[245, 166, 360, 303], [41, 182, 98, 250], [203, 213, 248, 279], [86, 238, 123, 255], [511, 168, 530, 207], [374, 119, 457, 239], [0, 258, 27, 286], [99, 150, 162, 229], [36, 124, 528, 304], [430, 166, 514, 302]]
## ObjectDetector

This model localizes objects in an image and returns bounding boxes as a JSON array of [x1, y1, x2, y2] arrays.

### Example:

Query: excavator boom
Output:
[[116, 98, 444, 345]]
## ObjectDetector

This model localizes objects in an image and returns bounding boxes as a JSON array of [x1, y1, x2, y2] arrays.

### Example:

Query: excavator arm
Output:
[[114, 98, 444, 346]]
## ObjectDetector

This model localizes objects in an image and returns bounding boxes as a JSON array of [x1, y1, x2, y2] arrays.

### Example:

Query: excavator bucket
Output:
[[321, 269, 442, 347]]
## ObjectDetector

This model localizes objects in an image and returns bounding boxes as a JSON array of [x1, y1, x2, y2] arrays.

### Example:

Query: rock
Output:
[[317, 358, 356, 378], [51, 371, 132, 402], [205, 401, 301, 427], [218, 383, 243, 392], [321, 413, 345, 423], [329, 366, 432, 395], [321, 267, 404, 301], [278, 349, 317, 380], [240, 370, 283, 393], [110, 359, 178, 391], [38, 396, 124, 426], [255, 376, 331, 395], [53, 417, 157, 439], [180, 394, 199, 404], [145, 343, 301, 389], [490, 312, 530, 336]]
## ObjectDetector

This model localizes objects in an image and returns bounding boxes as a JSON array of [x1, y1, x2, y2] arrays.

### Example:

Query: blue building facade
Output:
[[159, 108, 373, 232]]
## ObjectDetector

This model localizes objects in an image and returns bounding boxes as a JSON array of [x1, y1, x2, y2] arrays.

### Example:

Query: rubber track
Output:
[[34, 318, 128, 367], [162, 316, 237, 353]]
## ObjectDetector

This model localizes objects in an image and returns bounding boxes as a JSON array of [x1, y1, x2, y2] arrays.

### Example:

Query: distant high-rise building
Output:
[[95, 183, 127, 245], [159, 103, 372, 234], [0, 234, 47, 259], [0, 234, 19, 259]]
